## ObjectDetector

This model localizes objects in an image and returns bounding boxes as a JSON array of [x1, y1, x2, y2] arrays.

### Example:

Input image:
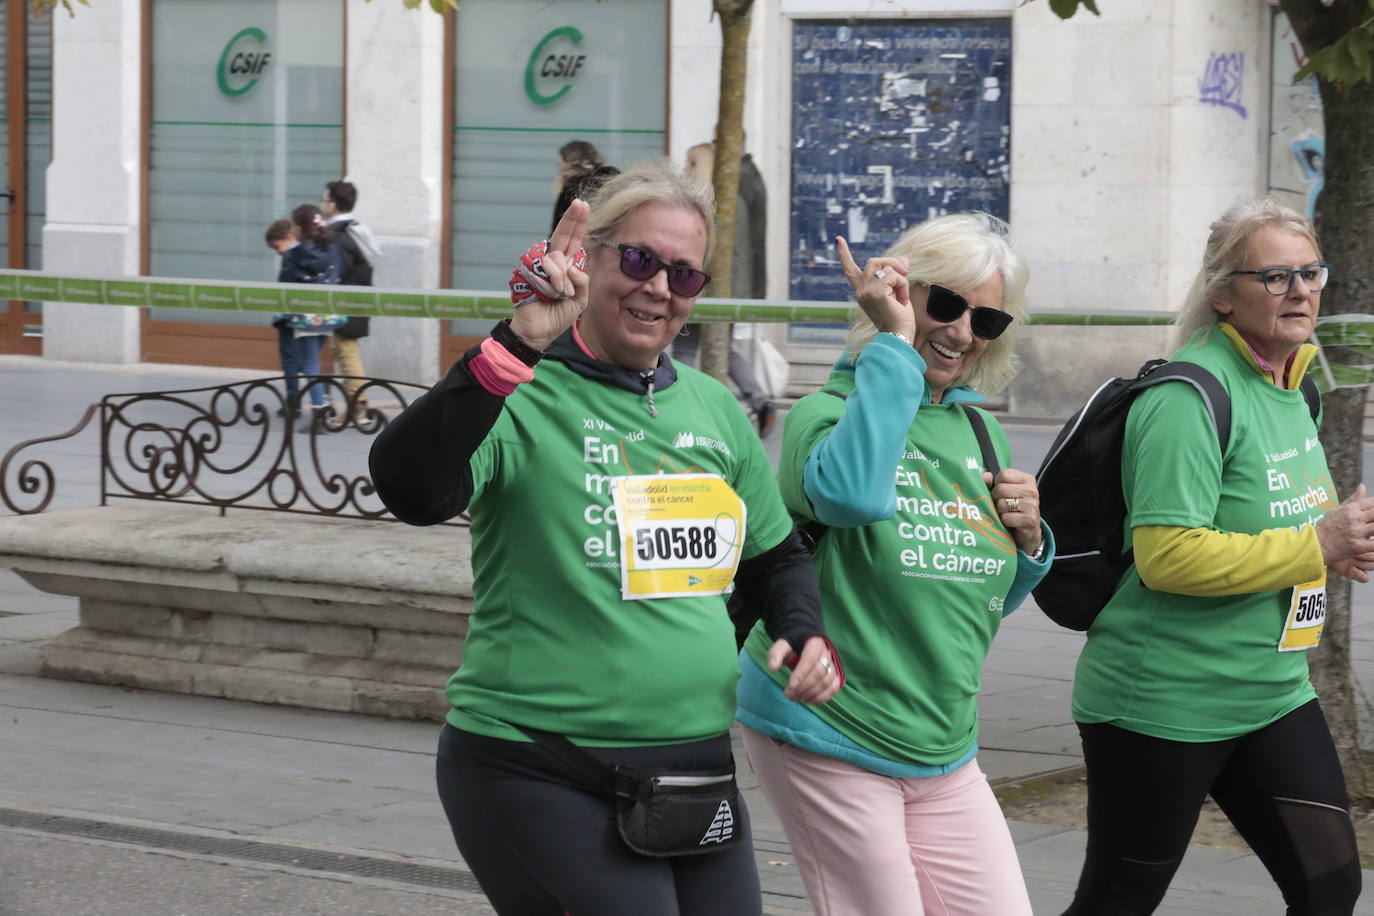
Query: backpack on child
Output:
[[1031, 358, 1320, 631]]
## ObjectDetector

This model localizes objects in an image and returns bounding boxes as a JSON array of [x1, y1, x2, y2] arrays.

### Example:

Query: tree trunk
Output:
[[1280, 0, 1374, 797], [700, 0, 754, 382]]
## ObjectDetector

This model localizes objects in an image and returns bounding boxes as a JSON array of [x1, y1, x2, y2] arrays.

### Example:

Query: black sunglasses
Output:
[[925, 284, 1013, 340], [591, 237, 711, 298]]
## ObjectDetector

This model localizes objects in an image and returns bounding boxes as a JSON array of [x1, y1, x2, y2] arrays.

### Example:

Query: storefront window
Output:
[[0, 3, 51, 353], [148, 0, 342, 326], [448, 0, 665, 338]]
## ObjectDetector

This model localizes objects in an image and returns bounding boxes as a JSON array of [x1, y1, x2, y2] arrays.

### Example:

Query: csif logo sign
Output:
[[524, 26, 587, 105], [217, 27, 271, 98]]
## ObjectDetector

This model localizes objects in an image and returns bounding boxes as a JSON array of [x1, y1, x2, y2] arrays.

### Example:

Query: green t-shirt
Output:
[[745, 373, 1017, 765], [1072, 330, 1330, 741], [447, 359, 792, 746]]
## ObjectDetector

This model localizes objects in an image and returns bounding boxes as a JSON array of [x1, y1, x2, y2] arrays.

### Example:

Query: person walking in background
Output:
[[321, 180, 382, 421], [676, 140, 779, 437], [736, 214, 1050, 916], [265, 209, 342, 424], [1064, 198, 1370, 915], [551, 139, 619, 234]]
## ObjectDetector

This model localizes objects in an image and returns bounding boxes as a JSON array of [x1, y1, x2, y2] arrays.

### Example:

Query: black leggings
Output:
[[435, 724, 762, 916], [1064, 700, 1361, 916]]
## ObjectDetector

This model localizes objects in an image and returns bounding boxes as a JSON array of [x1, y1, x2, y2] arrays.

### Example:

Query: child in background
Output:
[[265, 218, 331, 420]]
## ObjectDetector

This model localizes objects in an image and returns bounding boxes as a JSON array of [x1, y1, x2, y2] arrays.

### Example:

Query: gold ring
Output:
[[1005, 497, 1020, 512]]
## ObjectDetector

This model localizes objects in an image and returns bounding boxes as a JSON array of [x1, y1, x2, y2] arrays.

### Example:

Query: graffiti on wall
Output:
[[1268, 11, 1325, 219], [1199, 52, 1247, 118], [788, 19, 1012, 314]]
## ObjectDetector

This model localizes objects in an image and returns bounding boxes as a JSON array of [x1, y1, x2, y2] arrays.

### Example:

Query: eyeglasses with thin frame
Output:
[[924, 284, 1014, 341], [1228, 263, 1330, 296], [591, 237, 711, 298]]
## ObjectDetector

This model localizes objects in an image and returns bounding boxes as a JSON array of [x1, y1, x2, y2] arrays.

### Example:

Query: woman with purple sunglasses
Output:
[[736, 212, 1052, 915], [369, 159, 841, 915]]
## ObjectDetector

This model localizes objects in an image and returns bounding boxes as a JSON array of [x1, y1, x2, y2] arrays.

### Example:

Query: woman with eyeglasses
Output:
[[735, 213, 1051, 915], [1063, 198, 1374, 915], [368, 159, 841, 916]]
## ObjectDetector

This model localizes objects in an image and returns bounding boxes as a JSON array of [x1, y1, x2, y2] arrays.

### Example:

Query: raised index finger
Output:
[[834, 236, 863, 285], [550, 198, 590, 258]]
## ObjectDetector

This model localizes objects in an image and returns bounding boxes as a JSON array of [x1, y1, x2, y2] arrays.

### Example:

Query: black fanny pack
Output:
[[518, 726, 741, 858]]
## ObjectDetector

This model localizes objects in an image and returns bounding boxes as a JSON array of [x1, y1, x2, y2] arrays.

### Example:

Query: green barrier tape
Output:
[[330, 290, 379, 316], [0, 267, 1270, 328], [281, 287, 330, 311], [149, 283, 192, 308], [104, 280, 149, 305], [59, 278, 103, 304], [16, 265, 1374, 390], [377, 293, 427, 317], [18, 275, 60, 300], [1027, 312, 1175, 327], [192, 286, 239, 310], [239, 288, 285, 312]]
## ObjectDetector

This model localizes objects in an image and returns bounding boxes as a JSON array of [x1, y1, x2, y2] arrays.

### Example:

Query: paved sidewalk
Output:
[[3, 356, 1374, 914]]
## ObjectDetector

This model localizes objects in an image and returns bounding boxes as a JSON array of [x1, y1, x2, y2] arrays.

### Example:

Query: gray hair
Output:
[[1173, 198, 1321, 348], [585, 159, 716, 264], [845, 212, 1030, 396]]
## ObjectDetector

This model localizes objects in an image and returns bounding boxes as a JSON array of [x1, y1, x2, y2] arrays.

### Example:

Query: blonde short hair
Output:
[[1172, 198, 1322, 349], [845, 212, 1030, 396], [585, 159, 716, 265]]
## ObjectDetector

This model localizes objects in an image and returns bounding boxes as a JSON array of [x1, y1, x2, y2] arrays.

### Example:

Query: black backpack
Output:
[[331, 219, 373, 340], [726, 398, 1002, 649], [331, 219, 375, 287], [1031, 359, 1321, 631]]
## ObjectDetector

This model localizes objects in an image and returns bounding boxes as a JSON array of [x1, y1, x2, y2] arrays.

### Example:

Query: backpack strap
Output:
[[1300, 375, 1321, 425], [823, 388, 1000, 474], [1133, 362, 1317, 451], [822, 387, 1000, 473], [957, 403, 1001, 476], [1135, 362, 1232, 452]]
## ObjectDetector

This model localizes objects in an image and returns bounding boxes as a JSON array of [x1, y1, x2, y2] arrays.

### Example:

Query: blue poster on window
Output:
[[789, 19, 1012, 308]]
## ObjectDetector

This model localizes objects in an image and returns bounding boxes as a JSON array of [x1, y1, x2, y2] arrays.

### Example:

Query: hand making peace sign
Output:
[[509, 199, 592, 351]]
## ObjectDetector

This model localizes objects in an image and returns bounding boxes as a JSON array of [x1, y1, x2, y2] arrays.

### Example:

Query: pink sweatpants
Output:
[[742, 726, 1032, 916]]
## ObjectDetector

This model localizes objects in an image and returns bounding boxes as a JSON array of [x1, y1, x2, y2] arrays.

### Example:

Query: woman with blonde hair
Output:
[[371, 159, 841, 915], [736, 212, 1052, 915], [1064, 197, 1373, 914]]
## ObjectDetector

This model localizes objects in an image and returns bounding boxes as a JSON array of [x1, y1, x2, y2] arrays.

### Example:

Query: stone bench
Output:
[[0, 502, 471, 721]]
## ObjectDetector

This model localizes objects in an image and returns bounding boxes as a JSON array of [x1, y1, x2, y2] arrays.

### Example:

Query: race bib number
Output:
[[1278, 576, 1326, 652], [612, 474, 746, 600]]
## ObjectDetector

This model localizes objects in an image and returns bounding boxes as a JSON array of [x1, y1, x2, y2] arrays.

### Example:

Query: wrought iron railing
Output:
[[0, 375, 462, 524]]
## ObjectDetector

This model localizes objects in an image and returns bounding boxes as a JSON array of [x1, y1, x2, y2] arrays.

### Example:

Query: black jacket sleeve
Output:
[[726, 530, 824, 652], [277, 245, 329, 284], [368, 343, 507, 526]]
